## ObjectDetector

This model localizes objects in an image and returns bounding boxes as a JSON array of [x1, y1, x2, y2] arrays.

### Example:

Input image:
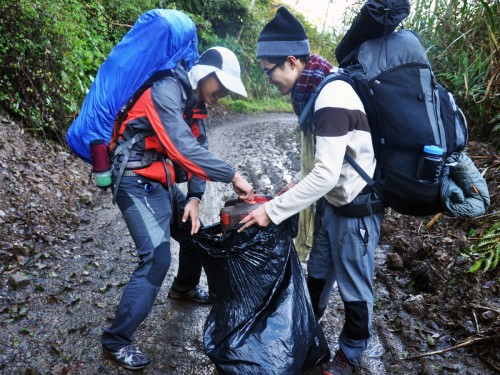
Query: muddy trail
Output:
[[0, 111, 498, 374]]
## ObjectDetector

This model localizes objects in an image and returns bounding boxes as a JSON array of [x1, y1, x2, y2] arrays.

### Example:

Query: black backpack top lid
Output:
[[348, 29, 431, 82], [336, 0, 411, 65]]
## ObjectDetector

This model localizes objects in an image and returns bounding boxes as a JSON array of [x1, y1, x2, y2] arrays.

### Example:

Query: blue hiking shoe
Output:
[[103, 344, 151, 370]]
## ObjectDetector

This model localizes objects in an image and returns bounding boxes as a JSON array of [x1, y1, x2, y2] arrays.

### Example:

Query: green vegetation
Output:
[[0, 0, 497, 146], [407, 0, 499, 147], [0, 0, 113, 138], [221, 97, 292, 113], [467, 222, 500, 273]]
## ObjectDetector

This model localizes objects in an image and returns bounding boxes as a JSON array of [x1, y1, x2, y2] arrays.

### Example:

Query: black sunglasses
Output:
[[264, 58, 287, 79]]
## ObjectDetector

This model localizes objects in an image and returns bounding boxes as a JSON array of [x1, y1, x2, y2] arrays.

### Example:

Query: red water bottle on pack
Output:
[[90, 139, 112, 189]]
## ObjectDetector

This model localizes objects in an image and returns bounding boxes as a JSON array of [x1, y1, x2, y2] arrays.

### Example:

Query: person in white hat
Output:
[[189, 46, 247, 104], [103, 44, 252, 370]]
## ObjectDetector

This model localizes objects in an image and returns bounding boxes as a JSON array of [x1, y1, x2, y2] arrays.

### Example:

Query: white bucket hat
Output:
[[188, 47, 247, 97]]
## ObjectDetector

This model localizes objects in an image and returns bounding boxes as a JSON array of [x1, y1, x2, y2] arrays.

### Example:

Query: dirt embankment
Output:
[[0, 110, 498, 374]]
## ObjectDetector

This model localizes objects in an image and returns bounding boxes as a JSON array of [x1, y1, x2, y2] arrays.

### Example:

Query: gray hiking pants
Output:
[[102, 176, 202, 350], [307, 198, 383, 366]]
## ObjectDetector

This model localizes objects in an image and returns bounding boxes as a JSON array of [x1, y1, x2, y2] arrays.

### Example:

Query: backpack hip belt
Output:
[[113, 149, 159, 170], [112, 152, 174, 181], [112, 169, 137, 177], [111, 130, 152, 204], [331, 187, 385, 217]]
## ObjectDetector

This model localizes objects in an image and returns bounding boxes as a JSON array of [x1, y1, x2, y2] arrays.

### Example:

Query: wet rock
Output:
[[464, 320, 477, 335], [8, 272, 31, 288], [79, 192, 93, 206], [403, 294, 426, 317], [479, 310, 496, 322], [43, 235, 57, 243], [387, 253, 404, 270], [482, 280, 496, 289], [455, 254, 469, 265], [0, 352, 17, 369]]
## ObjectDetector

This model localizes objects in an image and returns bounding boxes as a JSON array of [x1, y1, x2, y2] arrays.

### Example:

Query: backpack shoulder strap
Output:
[[298, 71, 354, 133], [114, 69, 175, 130], [297, 70, 386, 200], [344, 153, 384, 199]]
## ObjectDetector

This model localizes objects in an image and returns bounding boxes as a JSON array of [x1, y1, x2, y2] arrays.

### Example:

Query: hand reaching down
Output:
[[238, 204, 271, 232], [182, 198, 201, 235], [232, 172, 255, 202]]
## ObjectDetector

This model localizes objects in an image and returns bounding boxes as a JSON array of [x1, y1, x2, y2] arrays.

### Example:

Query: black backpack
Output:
[[299, 29, 468, 216]]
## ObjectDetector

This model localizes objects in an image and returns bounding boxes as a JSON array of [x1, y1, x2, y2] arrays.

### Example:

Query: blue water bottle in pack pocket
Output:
[[417, 145, 445, 184]]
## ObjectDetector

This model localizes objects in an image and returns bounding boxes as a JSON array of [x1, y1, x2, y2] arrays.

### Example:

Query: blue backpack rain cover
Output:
[[66, 9, 199, 164]]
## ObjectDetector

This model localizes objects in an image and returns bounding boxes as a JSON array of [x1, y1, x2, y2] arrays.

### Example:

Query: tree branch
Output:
[[401, 335, 500, 360]]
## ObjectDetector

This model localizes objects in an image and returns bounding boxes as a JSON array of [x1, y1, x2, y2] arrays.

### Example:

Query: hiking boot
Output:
[[103, 344, 151, 370], [323, 349, 354, 375], [168, 286, 211, 304]]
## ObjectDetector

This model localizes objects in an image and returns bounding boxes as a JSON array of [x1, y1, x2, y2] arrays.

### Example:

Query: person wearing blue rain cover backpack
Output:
[[70, 9, 254, 370]]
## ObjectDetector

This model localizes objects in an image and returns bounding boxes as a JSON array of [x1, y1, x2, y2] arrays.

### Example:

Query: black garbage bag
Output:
[[336, 0, 411, 65], [193, 220, 330, 375]]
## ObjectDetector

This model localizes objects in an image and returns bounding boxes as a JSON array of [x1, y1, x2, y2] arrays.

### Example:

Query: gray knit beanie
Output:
[[256, 7, 310, 58]]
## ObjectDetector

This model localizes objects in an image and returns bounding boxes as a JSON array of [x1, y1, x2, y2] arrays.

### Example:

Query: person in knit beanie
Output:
[[256, 6, 310, 59], [241, 6, 384, 375]]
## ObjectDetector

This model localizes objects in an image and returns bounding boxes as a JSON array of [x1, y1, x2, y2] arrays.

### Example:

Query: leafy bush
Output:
[[0, 0, 115, 139], [0, 0, 496, 148], [407, 0, 499, 148], [467, 222, 500, 273]]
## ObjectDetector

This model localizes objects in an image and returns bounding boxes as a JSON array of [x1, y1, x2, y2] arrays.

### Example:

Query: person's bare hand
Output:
[[238, 205, 271, 232], [277, 181, 296, 195], [232, 172, 254, 202], [182, 198, 201, 235]]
